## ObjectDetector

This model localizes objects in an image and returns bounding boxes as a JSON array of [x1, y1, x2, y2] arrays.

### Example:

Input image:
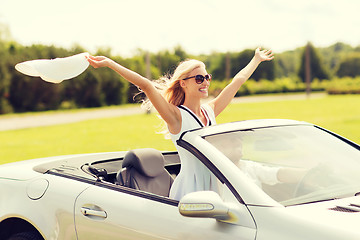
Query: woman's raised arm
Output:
[[208, 48, 274, 117], [87, 56, 181, 132]]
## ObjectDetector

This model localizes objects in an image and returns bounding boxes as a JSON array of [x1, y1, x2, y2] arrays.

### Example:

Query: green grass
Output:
[[219, 94, 360, 141], [1, 94, 360, 164]]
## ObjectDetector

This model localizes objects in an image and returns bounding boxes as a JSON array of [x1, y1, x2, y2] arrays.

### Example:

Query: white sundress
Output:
[[169, 104, 219, 201]]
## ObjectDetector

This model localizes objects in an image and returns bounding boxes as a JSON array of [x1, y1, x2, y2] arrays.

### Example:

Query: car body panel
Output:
[[75, 185, 256, 240], [0, 174, 90, 239]]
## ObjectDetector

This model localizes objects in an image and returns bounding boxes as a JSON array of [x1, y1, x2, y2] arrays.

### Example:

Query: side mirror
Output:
[[178, 191, 236, 222]]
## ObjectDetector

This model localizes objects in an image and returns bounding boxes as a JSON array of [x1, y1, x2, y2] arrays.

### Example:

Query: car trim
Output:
[[315, 125, 360, 150], [47, 170, 97, 185], [47, 170, 179, 206], [176, 138, 245, 204], [192, 124, 309, 139], [95, 181, 179, 206]]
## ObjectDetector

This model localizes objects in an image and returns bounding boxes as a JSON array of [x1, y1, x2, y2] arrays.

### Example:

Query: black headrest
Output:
[[122, 148, 165, 177]]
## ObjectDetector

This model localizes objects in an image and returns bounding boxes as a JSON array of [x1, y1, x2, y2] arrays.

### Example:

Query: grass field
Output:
[[1, 94, 360, 164]]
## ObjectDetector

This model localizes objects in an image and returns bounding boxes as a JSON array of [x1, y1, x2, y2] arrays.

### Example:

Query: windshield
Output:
[[204, 125, 360, 206]]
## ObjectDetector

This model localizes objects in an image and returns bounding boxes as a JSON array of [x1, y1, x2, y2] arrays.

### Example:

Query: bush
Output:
[[208, 79, 230, 96], [327, 77, 360, 94]]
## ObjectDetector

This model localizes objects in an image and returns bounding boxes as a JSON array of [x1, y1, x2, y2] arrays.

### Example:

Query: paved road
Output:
[[0, 93, 326, 131]]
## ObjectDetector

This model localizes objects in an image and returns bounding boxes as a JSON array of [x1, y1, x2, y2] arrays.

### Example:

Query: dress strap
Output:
[[202, 106, 212, 126], [178, 105, 212, 127], [178, 105, 204, 127]]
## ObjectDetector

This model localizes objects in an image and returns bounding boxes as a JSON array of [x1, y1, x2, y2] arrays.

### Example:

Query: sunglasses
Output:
[[182, 74, 212, 84]]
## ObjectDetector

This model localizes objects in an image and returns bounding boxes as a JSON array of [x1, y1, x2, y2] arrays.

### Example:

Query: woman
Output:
[[87, 47, 274, 200]]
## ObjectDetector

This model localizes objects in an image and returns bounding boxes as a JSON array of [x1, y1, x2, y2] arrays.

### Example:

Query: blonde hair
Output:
[[140, 59, 205, 138], [142, 59, 205, 110]]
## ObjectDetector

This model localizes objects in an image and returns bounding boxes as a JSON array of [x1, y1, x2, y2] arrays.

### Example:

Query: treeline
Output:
[[0, 44, 130, 113], [0, 36, 360, 114]]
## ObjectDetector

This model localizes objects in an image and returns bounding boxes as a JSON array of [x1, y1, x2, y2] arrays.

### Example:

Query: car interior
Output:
[[86, 148, 181, 198]]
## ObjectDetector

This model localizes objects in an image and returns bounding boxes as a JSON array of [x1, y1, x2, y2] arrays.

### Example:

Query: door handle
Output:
[[81, 206, 107, 218]]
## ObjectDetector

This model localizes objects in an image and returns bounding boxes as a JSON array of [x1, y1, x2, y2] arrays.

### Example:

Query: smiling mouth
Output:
[[199, 87, 208, 93]]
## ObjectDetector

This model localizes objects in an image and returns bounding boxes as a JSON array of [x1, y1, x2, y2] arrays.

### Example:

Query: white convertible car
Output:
[[1, 119, 360, 240]]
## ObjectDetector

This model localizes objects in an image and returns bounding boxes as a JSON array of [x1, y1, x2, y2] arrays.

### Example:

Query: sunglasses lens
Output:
[[195, 75, 205, 84], [192, 74, 212, 84]]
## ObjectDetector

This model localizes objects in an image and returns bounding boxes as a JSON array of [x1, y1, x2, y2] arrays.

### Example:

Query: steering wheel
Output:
[[293, 163, 333, 197]]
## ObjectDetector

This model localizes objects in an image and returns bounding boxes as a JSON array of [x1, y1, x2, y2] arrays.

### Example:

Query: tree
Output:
[[336, 53, 360, 77], [208, 49, 275, 81], [234, 49, 275, 81], [318, 42, 354, 76], [206, 52, 226, 80], [298, 43, 329, 81], [6, 44, 64, 112], [153, 48, 184, 77], [0, 40, 12, 113], [273, 49, 303, 79]]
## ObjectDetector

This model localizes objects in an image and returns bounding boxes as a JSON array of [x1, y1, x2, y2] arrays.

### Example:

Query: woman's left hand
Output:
[[255, 47, 274, 62]]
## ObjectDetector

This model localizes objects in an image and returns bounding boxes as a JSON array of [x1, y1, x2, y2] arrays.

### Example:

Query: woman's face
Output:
[[182, 66, 210, 99]]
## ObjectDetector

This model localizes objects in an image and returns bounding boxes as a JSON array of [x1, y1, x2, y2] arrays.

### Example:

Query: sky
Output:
[[1, 0, 360, 57]]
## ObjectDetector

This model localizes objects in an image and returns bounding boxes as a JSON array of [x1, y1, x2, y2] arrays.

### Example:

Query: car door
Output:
[[74, 182, 256, 240]]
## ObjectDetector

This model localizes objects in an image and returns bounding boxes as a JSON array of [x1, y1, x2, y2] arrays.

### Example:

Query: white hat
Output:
[[15, 52, 90, 83]]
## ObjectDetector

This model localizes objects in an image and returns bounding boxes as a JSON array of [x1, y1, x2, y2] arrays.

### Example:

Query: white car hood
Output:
[[286, 196, 360, 232], [251, 196, 360, 239]]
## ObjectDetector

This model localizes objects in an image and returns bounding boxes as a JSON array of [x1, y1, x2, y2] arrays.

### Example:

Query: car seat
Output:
[[116, 148, 174, 197]]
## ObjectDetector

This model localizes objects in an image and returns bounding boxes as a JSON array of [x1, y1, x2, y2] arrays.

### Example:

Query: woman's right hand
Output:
[[86, 55, 112, 69], [254, 47, 274, 62]]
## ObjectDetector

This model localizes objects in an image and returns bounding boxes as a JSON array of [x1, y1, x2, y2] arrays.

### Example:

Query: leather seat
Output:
[[116, 148, 174, 197]]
